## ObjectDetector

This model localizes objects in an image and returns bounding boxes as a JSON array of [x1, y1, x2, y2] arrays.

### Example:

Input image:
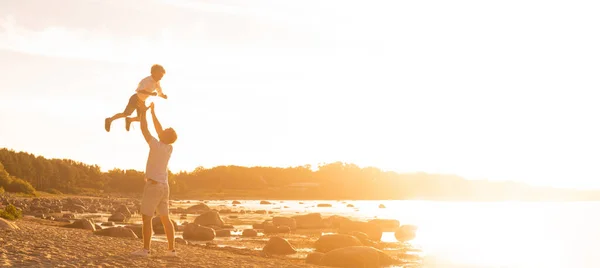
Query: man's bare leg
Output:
[[142, 214, 153, 250], [160, 215, 175, 251]]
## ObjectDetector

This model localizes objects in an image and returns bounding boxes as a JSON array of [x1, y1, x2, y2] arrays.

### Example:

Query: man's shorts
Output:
[[140, 179, 170, 216], [123, 93, 145, 117]]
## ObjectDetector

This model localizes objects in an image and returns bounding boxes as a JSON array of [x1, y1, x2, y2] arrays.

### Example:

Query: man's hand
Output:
[[160, 94, 168, 99], [150, 92, 158, 96], [149, 102, 155, 112]]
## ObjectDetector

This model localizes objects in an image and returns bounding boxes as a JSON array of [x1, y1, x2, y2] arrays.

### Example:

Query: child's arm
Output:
[[150, 104, 164, 136], [156, 82, 168, 99]]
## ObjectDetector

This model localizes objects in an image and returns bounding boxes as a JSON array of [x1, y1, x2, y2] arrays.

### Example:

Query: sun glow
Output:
[[1, 0, 600, 189]]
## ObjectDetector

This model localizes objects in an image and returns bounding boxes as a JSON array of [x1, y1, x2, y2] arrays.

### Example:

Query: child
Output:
[[105, 64, 168, 132]]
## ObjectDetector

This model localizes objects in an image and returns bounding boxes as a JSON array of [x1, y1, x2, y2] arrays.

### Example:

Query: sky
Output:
[[1, 0, 600, 189]]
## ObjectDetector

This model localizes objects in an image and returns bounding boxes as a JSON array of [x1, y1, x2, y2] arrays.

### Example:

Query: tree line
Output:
[[0, 148, 597, 200]]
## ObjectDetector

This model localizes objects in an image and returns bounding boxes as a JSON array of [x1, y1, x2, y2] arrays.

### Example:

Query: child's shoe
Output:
[[105, 118, 111, 132], [125, 117, 132, 131]]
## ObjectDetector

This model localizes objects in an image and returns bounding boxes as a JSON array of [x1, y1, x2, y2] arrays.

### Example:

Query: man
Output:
[[131, 102, 178, 257]]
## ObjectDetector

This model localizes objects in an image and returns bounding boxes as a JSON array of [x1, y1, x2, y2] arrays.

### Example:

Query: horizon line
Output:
[[2, 146, 591, 192]]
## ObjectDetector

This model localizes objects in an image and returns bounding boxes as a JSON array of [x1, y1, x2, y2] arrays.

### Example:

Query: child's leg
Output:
[[105, 94, 138, 132], [124, 98, 147, 131]]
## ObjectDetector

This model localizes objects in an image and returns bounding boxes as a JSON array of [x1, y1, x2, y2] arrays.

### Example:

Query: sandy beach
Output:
[[0, 196, 422, 268], [1, 218, 320, 268]]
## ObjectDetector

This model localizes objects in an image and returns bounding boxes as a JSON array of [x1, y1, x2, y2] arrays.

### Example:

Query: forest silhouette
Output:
[[1, 148, 598, 201]]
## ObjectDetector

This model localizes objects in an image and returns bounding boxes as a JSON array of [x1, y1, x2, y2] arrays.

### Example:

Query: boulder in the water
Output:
[[215, 229, 231, 237], [273, 216, 297, 230], [395, 224, 418, 242], [339, 220, 382, 241], [314, 234, 363, 253], [292, 213, 323, 229], [186, 203, 210, 213], [242, 229, 258, 237], [264, 225, 291, 234], [368, 219, 400, 232], [193, 211, 224, 227], [263, 237, 297, 255], [182, 223, 216, 241], [320, 246, 397, 268]]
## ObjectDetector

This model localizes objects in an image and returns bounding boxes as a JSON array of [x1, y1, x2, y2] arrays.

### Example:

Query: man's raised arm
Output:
[[140, 105, 154, 144], [150, 104, 164, 137]]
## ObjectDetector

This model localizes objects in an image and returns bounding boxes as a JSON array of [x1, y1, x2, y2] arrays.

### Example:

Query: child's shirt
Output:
[[136, 76, 164, 101]]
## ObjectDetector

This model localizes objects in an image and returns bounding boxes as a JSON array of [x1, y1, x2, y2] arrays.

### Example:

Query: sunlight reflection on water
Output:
[[95, 200, 600, 267]]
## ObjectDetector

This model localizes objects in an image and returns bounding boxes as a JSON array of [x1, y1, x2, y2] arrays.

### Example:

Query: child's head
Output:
[[160, 127, 178, 145], [151, 64, 166, 81]]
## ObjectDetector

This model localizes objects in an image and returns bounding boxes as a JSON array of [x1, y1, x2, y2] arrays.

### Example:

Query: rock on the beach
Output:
[[70, 204, 87, 213], [306, 252, 325, 265], [64, 219, 96, 231], [193, 211, 224, 227], [242, 229, 258, 237], [182, 223, 216, 241], [339, 221, 382, 241], [320, 246, 397, 268], [292, 213, 323, 229], [273, 217, 297, 230], [116, 205, 132, 218], [317, 203, 332, 207], [368, 219, 400, 232], [263, 237, 297, 255], [394, 225, 418, 242], [0, 218, 19, 230], [349, 231, 376, 247], [108, 212, 127, 223], [315, 234, 363, 253], [215, 229, 231, 237], [264, 225, 291, 234], [324, 215, 351, 229], [260, 201, 272, 205], [186, 203, 210, 213], [232, 200, 241, 205], [124, 225, 143, 238], [94, 227, 138, 239]]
